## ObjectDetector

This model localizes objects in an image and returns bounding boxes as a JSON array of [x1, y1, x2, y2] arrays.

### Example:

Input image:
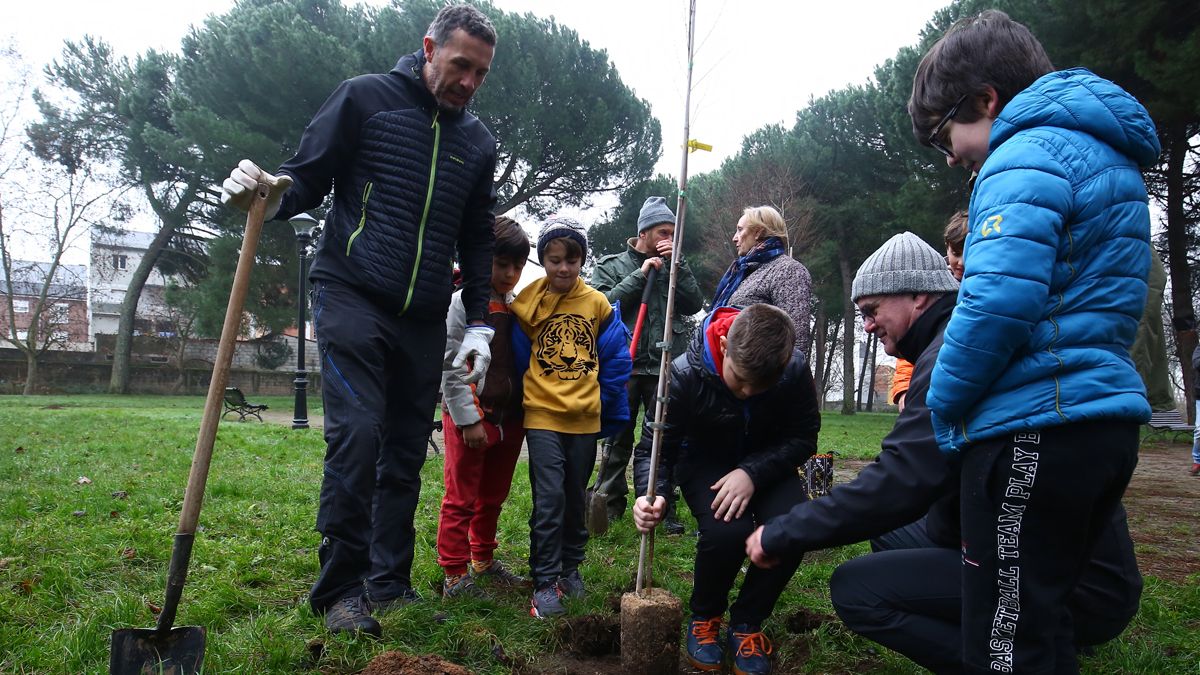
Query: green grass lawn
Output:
[[0, 396, 1195, 673]]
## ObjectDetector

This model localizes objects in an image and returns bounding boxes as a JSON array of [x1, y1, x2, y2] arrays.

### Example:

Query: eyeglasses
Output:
[[857, 301, 880, 324], [928, 94, 969, 159]]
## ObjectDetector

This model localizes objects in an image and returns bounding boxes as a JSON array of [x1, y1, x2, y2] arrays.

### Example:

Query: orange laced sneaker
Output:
[[686, 615, 724, 670], [728, 625, 773, 675]]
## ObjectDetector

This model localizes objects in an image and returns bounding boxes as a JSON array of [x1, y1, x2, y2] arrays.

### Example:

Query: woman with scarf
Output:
[[712, 206, 813, 353]]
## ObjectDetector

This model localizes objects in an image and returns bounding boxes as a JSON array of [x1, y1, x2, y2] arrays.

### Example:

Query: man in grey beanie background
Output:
[[590, 196, 704, 528], [744, 230, 1141, 672]]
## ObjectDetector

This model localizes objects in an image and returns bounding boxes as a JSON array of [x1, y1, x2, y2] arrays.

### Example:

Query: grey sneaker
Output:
[[473, 559, 528, 586], [557, 569, 585, 599], [443, 573, 489, 599], [365, 587, 420, 614], [324, 595, 381, 638], [530, 582, 567, 618]]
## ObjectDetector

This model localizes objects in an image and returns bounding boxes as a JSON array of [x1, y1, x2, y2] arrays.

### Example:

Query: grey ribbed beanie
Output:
[[537, 215, 589, 263], [637, 196, 676, 233], [851, 232, 959, 302]]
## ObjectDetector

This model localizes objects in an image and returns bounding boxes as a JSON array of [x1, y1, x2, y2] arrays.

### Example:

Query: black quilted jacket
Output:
[[276, 50, 497, 322], [633, 310, 821, 494]]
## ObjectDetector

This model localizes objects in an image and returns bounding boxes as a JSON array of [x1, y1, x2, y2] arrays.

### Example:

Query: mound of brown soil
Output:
[[359, 651, 472, 675]]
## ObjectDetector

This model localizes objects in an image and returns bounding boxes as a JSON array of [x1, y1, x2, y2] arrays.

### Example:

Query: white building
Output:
[[88, 230, 177, 340]]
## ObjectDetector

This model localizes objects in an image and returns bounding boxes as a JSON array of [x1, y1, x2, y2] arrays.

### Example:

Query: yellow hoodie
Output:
[[510, 277, 612, 434]]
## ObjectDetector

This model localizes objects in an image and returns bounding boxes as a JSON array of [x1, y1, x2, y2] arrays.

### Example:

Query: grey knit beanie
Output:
[[851, 232, 959, 302], [637, 196, 676, 234], [537, 215, 589, 263]]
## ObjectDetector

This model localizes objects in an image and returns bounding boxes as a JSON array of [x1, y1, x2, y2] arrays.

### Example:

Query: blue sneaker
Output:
[[557, 569, 585, 599], [728, 624, 773, 675], [686, 616, 724, 671], [530, 581, 566, 618]]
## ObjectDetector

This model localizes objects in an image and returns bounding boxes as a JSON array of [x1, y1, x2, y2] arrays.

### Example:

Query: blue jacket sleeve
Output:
[[275, 79, 362, 221], [927, 147, 1071, 450], [511, 319, 531, 381], [598, 302, 632, 438]]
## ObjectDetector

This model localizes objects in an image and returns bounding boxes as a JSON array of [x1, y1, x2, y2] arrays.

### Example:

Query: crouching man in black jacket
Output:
[[633, 304, 820, 675], [744, 233, 1141, 673]]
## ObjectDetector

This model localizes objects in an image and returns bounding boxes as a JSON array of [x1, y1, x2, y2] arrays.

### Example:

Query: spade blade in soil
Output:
[[585, 488, 609, 536], [109, 626, 205, 675]]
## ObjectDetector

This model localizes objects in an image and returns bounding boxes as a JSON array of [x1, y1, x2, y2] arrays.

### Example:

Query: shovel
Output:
[[109, 177, 278, 675], [584, 266, 658, 536]]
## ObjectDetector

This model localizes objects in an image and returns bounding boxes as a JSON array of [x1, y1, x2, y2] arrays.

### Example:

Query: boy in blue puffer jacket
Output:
[[908, 10, 1159, 674]]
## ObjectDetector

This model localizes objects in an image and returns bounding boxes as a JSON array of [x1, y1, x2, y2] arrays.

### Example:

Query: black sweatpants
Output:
[[527, 429, 597, 586], [308, 281, 446, 612], [680, 460, 806, 627], [832, 505, 1142, 674], [961, 421, 1138, 674]]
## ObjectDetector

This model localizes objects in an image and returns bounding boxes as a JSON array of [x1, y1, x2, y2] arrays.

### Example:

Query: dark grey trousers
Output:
[[526, 429, 597, 586]]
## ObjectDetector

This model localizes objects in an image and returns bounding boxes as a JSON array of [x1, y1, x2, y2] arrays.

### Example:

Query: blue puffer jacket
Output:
[[928, 68, 1161, 452], [275, 50, 497, 323]]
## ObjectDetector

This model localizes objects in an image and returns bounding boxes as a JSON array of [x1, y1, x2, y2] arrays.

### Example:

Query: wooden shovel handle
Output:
[[156, 181, 271, 632], [176, 183, 270, 534]]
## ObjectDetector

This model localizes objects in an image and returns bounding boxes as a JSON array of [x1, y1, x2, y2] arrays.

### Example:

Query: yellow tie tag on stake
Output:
[[687, 139, 712, 153]]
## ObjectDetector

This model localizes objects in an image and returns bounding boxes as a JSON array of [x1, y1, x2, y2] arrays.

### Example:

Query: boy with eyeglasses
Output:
[[909, 9, 1159, 674]]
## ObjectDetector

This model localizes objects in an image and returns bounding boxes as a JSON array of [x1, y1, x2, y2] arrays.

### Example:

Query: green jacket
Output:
[[1130, 250, 1174, 411], [590, 239, 705, 376]]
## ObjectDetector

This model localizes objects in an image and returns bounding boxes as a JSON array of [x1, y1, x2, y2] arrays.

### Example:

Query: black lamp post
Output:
[[288, 212, 320, 429]]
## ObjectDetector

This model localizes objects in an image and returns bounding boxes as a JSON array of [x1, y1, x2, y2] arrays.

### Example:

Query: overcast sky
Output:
[[2, 0, 948, 177], [1, 0, 949, 270]]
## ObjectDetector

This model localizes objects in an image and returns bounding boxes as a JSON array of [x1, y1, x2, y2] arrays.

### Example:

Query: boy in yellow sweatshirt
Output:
[[510, 216, 632, 618]]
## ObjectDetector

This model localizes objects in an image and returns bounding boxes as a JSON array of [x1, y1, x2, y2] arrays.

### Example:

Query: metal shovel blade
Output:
[[109, 626, 206, 675], [585, 487, 609, 536]]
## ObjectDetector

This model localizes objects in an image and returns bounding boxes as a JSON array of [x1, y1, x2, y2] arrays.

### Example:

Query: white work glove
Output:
[[453, 325, 495, 388], [220, 159, 293, 219]]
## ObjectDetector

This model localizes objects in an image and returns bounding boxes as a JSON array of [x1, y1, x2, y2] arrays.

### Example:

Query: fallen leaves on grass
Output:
[[72, 510, 86, 517], [121, 547, 136, 559], [112, 490, 129, 499], [146, 600, 162, 615], [76, 476, 92, 485]]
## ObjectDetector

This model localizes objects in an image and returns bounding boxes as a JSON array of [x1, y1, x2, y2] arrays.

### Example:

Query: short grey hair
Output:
[[427, 4, 497, 47]]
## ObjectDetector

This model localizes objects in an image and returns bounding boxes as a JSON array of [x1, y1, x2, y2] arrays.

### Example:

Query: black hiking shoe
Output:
[[324, 595, 381, 638]]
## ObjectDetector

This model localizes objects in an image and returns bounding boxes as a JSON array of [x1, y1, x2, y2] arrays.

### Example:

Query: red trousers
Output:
[[436, 413, 525, 575]]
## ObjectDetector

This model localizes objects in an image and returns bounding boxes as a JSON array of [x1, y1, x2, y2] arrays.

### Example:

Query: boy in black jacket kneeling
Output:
[[633, 303, 820, 675]]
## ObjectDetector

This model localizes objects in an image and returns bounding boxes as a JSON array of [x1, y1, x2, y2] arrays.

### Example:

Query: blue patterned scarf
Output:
[[711, 237, 786, 309]]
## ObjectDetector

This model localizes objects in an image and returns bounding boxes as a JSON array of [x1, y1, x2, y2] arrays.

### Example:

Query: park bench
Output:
[[222, 387, 269, 422], [1143, 408, 1194, 444]]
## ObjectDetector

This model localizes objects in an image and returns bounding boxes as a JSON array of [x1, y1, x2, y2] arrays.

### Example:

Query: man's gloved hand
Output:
[[220, 159, 293, 219], [453, 325, 495, 388]]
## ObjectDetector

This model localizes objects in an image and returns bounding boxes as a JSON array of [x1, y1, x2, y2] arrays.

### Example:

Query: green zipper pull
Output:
[[401, 115, 441, 315], [345, 181, 373, 256]]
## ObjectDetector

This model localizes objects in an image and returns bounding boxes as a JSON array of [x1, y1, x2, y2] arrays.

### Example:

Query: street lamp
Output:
[[288, 212, 320, 429]]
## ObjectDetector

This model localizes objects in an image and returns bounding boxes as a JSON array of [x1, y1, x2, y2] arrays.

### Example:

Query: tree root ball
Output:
[[620, 588, 683, 674]]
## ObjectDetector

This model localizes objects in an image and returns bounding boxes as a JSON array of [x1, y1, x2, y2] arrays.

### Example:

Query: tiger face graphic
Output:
[[534, 314, 598, 380]]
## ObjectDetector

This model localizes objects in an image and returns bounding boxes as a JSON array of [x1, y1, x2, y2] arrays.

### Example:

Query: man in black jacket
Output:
[[745, 232, 1142, 673], [220, 5, 499, 638]]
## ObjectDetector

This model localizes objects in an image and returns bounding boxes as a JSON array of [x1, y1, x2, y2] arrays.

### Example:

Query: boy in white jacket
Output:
[[436, 216, 530, 598]]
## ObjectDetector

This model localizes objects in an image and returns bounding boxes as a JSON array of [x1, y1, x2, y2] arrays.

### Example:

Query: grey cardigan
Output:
[[726, 254, 813, 354]]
